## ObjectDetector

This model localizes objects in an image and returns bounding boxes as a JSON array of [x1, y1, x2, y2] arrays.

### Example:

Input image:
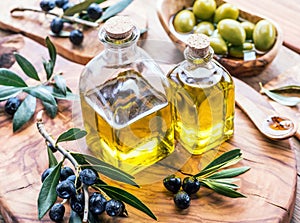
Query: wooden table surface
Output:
[[0, 0, 300, 223]]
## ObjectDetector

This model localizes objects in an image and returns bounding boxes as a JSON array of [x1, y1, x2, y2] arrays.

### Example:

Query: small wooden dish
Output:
[[156, 0, 283, 77]]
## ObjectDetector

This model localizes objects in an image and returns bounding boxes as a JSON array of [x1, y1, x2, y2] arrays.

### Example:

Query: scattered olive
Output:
[[163, 174, 182, 193], [174, 191, 191, 209], [182, 176, 201, 195], [87, 3, 103, 20], [4, 97, 21, 116], [69, 29, 84, 45]]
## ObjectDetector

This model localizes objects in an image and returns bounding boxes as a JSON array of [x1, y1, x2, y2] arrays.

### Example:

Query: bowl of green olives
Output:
[[157, 0, 283, 77]]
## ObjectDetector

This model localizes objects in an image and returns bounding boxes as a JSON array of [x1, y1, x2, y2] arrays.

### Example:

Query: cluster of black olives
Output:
[[4, 97, 22, 116], [39, 0, 104, 45], [163, 174, 201, 209], [41, 166, 126, 222]]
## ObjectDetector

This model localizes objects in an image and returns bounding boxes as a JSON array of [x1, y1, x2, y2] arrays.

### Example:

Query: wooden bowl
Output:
[[156, 0, 283, 77]]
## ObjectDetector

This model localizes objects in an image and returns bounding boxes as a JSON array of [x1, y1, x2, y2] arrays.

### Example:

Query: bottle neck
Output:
[[99, 25, 140, 62], [184, 46, 214, 66]]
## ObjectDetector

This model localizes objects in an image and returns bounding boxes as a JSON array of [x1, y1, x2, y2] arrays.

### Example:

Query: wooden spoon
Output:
[[234, 77, 298, 140]]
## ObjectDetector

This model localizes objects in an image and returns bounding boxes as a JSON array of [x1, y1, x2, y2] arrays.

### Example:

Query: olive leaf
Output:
[[47, 146, 58, 168], [191, 149, 249, 198], [64, 0, 96, 16], [54, 74, 67, 96], [207, 166, 250, 179], [24, 86, 57, 107], [13, 94, 36, 132], [201, 180, 246, 198], [56, 128, 87, 144], [75, 153, 134, 179], [268, 85, 300, 94], [96, 184, 157, 221], [42, 100, 58, 118], [97, 0, 133, 22], [14, 53, 40, 81], [43, 60, 54, 81], [194, 149, 242, 178], [260, 83, 300, 106], [0, 68, 28, 87], [38, 161, 63, 220], [0, 86, 22, 101], [45, 37, 56, 71], [71, 153, 138, 187]]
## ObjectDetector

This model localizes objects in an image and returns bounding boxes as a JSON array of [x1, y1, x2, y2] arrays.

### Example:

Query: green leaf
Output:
[[43, 60, 54, 80], [42, 100, 58, 118], [45, 37, 56, 69], [56, 128, 87, 144], [260, 83, 300, 106], [77, 153, 134, 179], [24, 86, 57, 107], [0, 86, 23, 101], [47, 146, 58, 167], [203, 179, 240, 189], [97, 184, 157, 220], [269, 85, 300, 94], [203, 149, 241, 171], [194, 149, 242, 178], [54, 75, 67, 96], [14, 53, 40, 81], [13, 94, 36, 132], [98, 0, 133, 22], [64, 0, 95, 16], [90, 164, 138, 187], [38, 161, 63, 219], [201, 180, 246, 198], [69, 211, 82, 223], [0, 68, 28, 87], [52, 91, 79, 100], [208, 166, 250, 179], [70, 152, 137, 186]]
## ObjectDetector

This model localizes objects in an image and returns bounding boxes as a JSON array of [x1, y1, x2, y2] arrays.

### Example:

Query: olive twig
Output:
[[36, 110, 90, 221], [10, 7, 99, 28]]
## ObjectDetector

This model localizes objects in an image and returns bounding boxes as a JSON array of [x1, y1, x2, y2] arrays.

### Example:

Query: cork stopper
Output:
[[187, 34, 210, 57], [103, 16, 134, 40]]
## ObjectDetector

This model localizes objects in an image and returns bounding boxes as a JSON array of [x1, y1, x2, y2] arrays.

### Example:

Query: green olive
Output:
[[228, 42, 254, 58], [194, 21, 215, 36], [173, 10, 196, 33], [213, 3, 239, 23], [210, 36, 228, 55], [193, 0, 216, 20], [217, 19, 246, 46], [253, 19, 276, 51], [241, 21, 255, 40]]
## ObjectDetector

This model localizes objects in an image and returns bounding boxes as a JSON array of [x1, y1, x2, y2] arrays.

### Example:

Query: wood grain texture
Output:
[[0, 36, 297, 223], [156, 0, 283, 77], [0, 0, 147, 65]]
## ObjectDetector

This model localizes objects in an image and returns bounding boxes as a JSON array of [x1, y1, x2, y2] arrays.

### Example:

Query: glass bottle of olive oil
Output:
[[167, 34, 234, 155], [79, 16, 174, 174]]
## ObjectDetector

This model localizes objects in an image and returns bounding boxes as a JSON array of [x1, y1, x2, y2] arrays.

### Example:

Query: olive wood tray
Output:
[[157, 0, 283, 77], [0, 34, 297, 223], [0, 0, 147, 65]]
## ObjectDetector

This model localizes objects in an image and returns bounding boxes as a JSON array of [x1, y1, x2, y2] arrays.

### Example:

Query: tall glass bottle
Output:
[[79, 16, 174, 174], [167, 34, 234, 155]]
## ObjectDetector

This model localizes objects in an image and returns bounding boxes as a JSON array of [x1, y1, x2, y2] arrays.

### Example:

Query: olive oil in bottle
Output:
[[167, 34, 234, 155], [79, 16, 174, 174]]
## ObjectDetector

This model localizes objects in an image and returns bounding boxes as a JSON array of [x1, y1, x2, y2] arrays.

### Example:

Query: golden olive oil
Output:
[[80, 70, 174, 174], [167, 34, 235, 155]]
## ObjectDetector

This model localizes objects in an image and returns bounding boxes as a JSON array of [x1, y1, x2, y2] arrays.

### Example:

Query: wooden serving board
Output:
[[0, 35, 297, 222], [0, 0, 147, 65]]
